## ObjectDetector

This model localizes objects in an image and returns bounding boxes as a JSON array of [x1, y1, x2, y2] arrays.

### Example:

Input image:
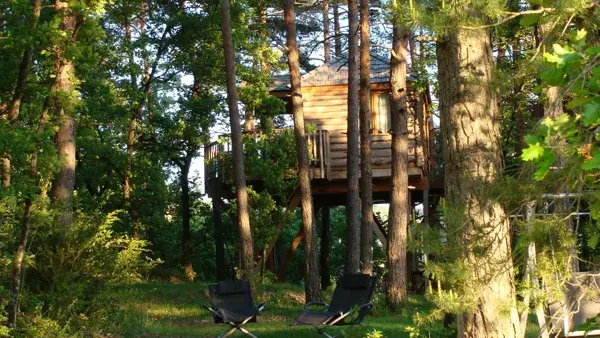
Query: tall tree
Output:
[[359, 0, 374, 274], [220, 0, 254, 276], [282, 0, 321, 302], [345, 0, 361, 274], [386, 19, 410, 309], [178, 154, 195, 280], [333, 0, 341, 58], [322, 0, 331, 64], [436, 18, 521, 338], [49, 0, 80, 228], [1, 0, 42, 189]]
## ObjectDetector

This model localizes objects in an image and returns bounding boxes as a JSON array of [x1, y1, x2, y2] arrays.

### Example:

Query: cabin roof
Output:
[[270, 54, 417, 91]]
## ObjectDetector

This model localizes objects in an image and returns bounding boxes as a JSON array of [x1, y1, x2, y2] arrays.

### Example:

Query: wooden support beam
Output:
[[276, 227, 304, 281], [320, 206, 331, 289], [261, 186, 301, 273], [212, 197, 226, 280], [373, 212, 387, 250]]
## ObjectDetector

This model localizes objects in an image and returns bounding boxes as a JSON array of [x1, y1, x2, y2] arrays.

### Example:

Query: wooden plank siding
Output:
[[301, 84, 427, 180]]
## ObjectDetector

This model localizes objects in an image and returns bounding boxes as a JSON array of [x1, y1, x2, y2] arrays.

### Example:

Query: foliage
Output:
[[0, 209, 160, 336], [245, 130, 298, 200], [522, 29, 600, 222]]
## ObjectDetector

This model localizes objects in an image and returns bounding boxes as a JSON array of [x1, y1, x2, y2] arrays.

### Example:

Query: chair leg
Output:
[[238, 326, 258, 338], [217, 325, 237, 338]]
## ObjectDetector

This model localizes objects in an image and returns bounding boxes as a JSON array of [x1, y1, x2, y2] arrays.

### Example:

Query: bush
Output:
[[7, 210, 160, 337]]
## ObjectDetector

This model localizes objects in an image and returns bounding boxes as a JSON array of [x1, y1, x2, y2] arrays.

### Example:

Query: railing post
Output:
[[319, 130, 325, 178], [325, 131, 331, 180]]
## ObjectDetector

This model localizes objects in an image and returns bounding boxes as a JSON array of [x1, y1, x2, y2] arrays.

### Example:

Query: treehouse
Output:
[[205, 55, 442, 280], [206, 55, 439, 200]]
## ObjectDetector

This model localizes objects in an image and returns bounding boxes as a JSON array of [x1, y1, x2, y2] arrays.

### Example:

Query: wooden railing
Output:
[[204, 129, 332, 184], [307, 129, 331, 179]]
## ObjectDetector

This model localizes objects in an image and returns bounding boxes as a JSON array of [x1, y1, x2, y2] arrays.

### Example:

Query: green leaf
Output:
[[552, 113, 570, 129], [569, 29, 587, 48], [582, 151, 600, 170], [544, 52, 564, 67], [521, 143, 545, 161], [534, 151, 556, 180], [527, 0, 542, 5], [553, 44, 570, 56], [567, 96, 593, 109], [523, 134, 541, 145], [586, 46, 600, 55], [541, 117, 554, 128], [589, 233, 599, 248], [520, 13, 541, 27], [582, 100, 600, 126]]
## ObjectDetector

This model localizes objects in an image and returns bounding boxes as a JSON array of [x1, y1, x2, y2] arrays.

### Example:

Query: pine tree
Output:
[[282, 0, 321, 301], [220, 0, 254, 277]]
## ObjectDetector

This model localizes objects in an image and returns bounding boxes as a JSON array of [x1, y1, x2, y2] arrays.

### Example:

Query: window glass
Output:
[[375, 93, 391, 133]]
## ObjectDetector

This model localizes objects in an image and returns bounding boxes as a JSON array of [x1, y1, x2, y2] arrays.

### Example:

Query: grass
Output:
[[101, 282, 541, 337]]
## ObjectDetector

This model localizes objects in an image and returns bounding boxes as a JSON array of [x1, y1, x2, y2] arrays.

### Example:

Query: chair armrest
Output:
[[357, 302, 373, 311], [256, 302, 267, 313], [304, 301, 330, 311], [203, 305, 220, 318]]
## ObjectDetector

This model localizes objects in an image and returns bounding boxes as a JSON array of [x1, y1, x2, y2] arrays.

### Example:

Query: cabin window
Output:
[[373, 92, 391, 133]]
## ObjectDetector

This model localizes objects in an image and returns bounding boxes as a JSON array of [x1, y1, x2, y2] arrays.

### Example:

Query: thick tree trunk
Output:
[[359, 0, 373, 275], [50, 0, 78, 228], [322, 0, 330, 64], [220, 0, 254, 277], [321, 206, 331, 289], [282, 0, 321, 302], [386, 24, 410, 310], [333, 0, 341, 58], [180, 155, 195, 281], [51, 112, 76, 227], [2, 0, 41, 189], [437, 27, 521, 338], [345, 0, 361, 274]]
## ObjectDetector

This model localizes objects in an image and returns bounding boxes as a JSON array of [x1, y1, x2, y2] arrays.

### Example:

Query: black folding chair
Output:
[[291, 274, 378, 337], [204, 279, 267, 338]]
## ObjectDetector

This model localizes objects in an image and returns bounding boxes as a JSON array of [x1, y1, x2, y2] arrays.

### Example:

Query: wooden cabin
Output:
[[206, 55, 438, 202], [204, 54, 441, 280]]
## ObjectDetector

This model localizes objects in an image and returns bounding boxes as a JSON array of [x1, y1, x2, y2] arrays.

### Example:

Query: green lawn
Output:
[[103, 282, 540, 337]]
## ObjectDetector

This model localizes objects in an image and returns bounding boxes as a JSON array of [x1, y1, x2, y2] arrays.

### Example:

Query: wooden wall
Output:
[[301, 84, 427, 180]]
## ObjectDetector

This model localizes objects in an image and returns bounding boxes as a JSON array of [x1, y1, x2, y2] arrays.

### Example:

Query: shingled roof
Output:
[[270, 54, 416, 91]]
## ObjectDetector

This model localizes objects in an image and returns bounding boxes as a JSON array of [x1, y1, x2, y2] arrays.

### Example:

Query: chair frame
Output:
[[291, 274, 377, 337], [301, 301, 373, 338], [203, 302, 267, 338]]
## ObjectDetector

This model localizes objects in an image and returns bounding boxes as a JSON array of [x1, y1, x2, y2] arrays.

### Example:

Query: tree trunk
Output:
[[220, 0, 254, 277], [386, 24, 410, 310], [359, 0, 373, 275], [50, 0, 78, 228], [333, 0, 341, 58], [2, 0, 42, 189], [282, 0, 321, 302], [345, 0, 360, 275], [9, 0, 68, 326], [213, 197, 226, 280], [321, 206, 331, 289], [180, 155, 195, 281], [538, 21, 578, 274], [437, 27, 521, 338], [322, 0, 330, 64]]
